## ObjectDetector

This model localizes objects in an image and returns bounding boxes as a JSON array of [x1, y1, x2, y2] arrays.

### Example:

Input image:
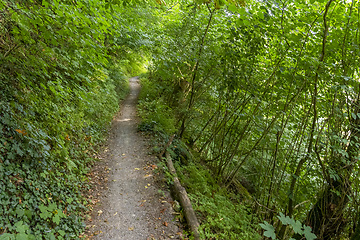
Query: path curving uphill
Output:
[[88, 77, 181, 240]]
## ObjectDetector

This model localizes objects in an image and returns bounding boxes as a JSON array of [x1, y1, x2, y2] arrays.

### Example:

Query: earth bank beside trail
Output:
[[84, 77, 184, 240]]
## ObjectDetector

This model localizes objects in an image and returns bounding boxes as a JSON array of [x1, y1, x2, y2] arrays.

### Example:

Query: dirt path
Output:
[[87, 77, 182, 240]]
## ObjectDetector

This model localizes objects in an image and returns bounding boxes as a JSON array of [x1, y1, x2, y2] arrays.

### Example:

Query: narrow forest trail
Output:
[[88, 77, 182, 240]]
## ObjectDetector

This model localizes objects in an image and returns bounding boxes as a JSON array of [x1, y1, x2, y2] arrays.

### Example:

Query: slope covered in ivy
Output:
[[0, 0, 150, 238]]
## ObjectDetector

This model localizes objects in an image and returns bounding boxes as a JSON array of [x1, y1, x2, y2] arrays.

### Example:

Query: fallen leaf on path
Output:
[[144, 174, 153, 178], [145, 186, 148, 188], [134, 168, 140, 170], [97, 210, 103, 216], [163, 222, 168, 226], [151, 165, 157, 170], [122, 154, 125, 156], [128, 227, 134, 231], [112, 180, 116, 181], [114, 212, 117, 216], [160, 208, 167, 214]]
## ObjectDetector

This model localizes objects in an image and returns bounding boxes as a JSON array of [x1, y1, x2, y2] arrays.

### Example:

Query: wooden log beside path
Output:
[[157, 135, 200, 240]]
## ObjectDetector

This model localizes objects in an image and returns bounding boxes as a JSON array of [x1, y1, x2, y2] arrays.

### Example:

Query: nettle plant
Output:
[[260, 213, 317, 240]]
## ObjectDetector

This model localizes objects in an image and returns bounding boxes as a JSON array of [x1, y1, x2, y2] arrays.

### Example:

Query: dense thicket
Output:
[[138, 0, 360, 239], [0, 0, 149, 238]]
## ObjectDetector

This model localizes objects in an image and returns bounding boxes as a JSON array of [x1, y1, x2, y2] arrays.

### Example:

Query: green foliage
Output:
[[144, 0, 360, 238], [176, 162, 261, 240], [0, 0, 147, 238], [39, 203, 66, 225], [260, 221, 276, 240], [138, 76, 176, 134], [259, 213, 317, 240], [0, 221, 35, 240]]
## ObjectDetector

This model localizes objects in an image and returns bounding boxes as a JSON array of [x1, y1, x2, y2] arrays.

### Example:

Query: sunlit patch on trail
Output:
[[118, 118, 131, 122]]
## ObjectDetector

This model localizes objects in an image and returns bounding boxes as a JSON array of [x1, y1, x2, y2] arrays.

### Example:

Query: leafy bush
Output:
[[0, 0, 133, 238], [138, 76, 176, 135], [138, 73, 260, 239], [176, 162, 261, 240]]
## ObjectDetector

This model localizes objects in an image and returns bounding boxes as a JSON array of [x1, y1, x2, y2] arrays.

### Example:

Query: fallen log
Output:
[[157, 137, 200, 240]]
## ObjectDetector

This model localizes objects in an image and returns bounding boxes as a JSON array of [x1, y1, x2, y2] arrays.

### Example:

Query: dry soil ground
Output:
[[85, 77, 184, 240]]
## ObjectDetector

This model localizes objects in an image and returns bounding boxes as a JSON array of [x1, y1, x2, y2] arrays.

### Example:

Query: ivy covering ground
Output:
[[0, 0, 148, 238]]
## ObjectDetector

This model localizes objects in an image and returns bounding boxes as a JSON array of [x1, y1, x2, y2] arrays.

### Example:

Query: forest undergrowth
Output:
[[138, 75, 262, 239], [137, 0, 360, 239], [0, 0, 148, 239]]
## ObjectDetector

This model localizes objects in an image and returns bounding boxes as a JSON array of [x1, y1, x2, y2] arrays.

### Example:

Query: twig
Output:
[[252, 197, 276, 212], [294, 200, 310, 210]]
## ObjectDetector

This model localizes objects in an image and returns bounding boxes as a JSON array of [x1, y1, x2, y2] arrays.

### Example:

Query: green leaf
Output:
[[292, 220, 303, 235], [53, 214, 60, 225], [259, 221, 276, 240], [278, 213, 296, 226], [228, 4, 238, 12], [0, 233, 14, 240], [45, 233, 56, 240], [15, 221, 29, 234], [48, 203, 56, 211], [39, 205, 51, 219], [15, 233, 28, 240], [24, 210, 32, 220], [304, 226, 317, 240], [58, 230, 65, 236], [15, 208, 24, 218], [66, 197, 74, 204]]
